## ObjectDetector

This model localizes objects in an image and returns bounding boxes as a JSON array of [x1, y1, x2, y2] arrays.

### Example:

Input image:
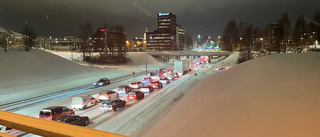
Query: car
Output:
[[93, 78, 111, 87], [100, 98, 126, 111], [114, 85, 132, 94], [39, 106, 75, 121], [128, 81, 144, 89], [71, 95, 98, 110], [159, 77, 171, 85], [97, 91, 119, 102], [126, 89, 145, 100], [174, 72, 179, 78], [217, 67, 228, 71], [57, 115, 89, 126], [140, 85, 154, 93], [0, 125, 17, 135], [149, 81, 163, 89], [141, 77, 153, 85], [166, 72, 175, 80], [143, 77, 153, 81]]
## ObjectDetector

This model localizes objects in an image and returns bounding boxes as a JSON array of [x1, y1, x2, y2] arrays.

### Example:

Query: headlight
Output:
[[93, 83, 96, 85], [99, 83, 103, 85]]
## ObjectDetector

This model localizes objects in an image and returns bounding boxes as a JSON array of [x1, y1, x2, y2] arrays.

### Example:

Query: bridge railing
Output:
[[0, 110, 125, 137]]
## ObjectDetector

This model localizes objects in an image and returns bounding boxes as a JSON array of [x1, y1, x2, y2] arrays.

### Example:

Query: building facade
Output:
[[146, 13, 185, 51]]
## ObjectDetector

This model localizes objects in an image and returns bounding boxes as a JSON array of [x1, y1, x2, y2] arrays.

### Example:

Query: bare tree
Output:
[[222, 20, 239, 51], [22, 24, 37, 51]]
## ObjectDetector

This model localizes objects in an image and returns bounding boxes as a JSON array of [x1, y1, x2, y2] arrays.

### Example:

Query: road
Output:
[[5, 65, 219, 136]]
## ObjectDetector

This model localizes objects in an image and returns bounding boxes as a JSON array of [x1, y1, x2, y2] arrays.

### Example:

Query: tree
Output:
[[0, 30, 13, 53], [264, 24, 273, 54], [222, 20, 239, 51], [293, 14, 307, 52], [309, 12, 320, 45], [278, 13, 291, 53], [185, 33, 193, 50], [238, 23, 254, 62], [77, 22, 93, 60], [22, 24, 37, 51]]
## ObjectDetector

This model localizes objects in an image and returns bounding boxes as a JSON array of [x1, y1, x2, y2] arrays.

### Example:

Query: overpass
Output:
[[147, 51, 232, 56], [146, 51, 233, 62]]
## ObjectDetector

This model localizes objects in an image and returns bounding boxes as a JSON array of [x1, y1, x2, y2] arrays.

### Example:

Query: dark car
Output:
[[57, 115, 89, 126], [149, 81, 163, 89], [93, 78, 111, 87], [127, 89, 145, 100], [100, 98, 126, 111]]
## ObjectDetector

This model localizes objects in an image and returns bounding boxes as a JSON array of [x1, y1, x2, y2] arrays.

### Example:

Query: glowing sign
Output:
[[159, 13, 169, 16]]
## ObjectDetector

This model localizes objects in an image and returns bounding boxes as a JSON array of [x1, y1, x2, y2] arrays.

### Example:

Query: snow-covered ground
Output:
[[141, 52, 320, 137], [0, 49, 239, 136]]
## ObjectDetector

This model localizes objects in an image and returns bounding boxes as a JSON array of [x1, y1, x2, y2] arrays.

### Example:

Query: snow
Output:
[[141, 52, 320, 137]]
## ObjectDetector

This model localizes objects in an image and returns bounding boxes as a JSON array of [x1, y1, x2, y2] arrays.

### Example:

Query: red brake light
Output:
[[155, 84, 158, 86]]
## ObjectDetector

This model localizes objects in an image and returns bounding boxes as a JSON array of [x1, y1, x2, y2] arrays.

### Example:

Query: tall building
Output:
[[147, 13, 184, 51], [176, 26, 185, 50]]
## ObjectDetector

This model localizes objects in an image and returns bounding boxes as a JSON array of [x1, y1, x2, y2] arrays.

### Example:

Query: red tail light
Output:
[[82, 102, 84, 105], [155, 84, 158, 86], [126, 95, 129, 97]]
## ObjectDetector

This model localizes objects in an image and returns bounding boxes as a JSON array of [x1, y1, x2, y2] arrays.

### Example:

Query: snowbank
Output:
[[0, 50, 98, 88], [217, 52, 239, 67], [142, 52, 320, 137], [126, 52, 161, 65]]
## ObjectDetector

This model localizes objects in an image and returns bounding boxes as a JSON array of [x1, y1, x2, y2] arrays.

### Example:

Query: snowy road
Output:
[[9, 66, 219, 137]]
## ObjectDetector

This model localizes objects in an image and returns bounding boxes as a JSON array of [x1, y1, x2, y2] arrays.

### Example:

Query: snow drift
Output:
[[0, 50, 97, 88], [142, 52, 320, 137]]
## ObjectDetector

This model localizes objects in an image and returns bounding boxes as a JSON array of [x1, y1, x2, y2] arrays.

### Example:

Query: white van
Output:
[[71, 95, 98, 110]]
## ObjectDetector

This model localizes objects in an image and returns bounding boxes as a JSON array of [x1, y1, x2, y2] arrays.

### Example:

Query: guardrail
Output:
[[0, 110, 125, 137]]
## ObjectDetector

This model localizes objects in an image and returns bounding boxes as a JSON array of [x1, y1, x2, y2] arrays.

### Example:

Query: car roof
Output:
[[131, 89, 141, 92], [100, 91, 113, 94], [105, 98, 120, 101], [42, 106, 64, 110], [99, 78, 109, 80]]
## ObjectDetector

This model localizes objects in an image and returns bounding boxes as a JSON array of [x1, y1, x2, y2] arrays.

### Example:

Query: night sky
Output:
[[0, 0, 319, 40]]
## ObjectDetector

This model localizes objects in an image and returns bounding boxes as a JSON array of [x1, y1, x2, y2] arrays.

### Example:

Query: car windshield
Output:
[[40, 110, 51, 116], [102, 100, 112, 105], [128, 92, 136, 95]]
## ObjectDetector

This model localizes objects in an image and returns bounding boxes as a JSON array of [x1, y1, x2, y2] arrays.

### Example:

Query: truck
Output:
[[174, 59, 191, 76], [150, 68, 164, 81]]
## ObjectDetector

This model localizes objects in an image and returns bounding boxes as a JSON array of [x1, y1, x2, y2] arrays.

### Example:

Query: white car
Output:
[[71, 95, 98, 110], [159, 77, 171, 85], [113, 85, 132, 95], [140, 85, 154, 93], [97, 91, 119, 101], [128, 82, 144, 89]]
